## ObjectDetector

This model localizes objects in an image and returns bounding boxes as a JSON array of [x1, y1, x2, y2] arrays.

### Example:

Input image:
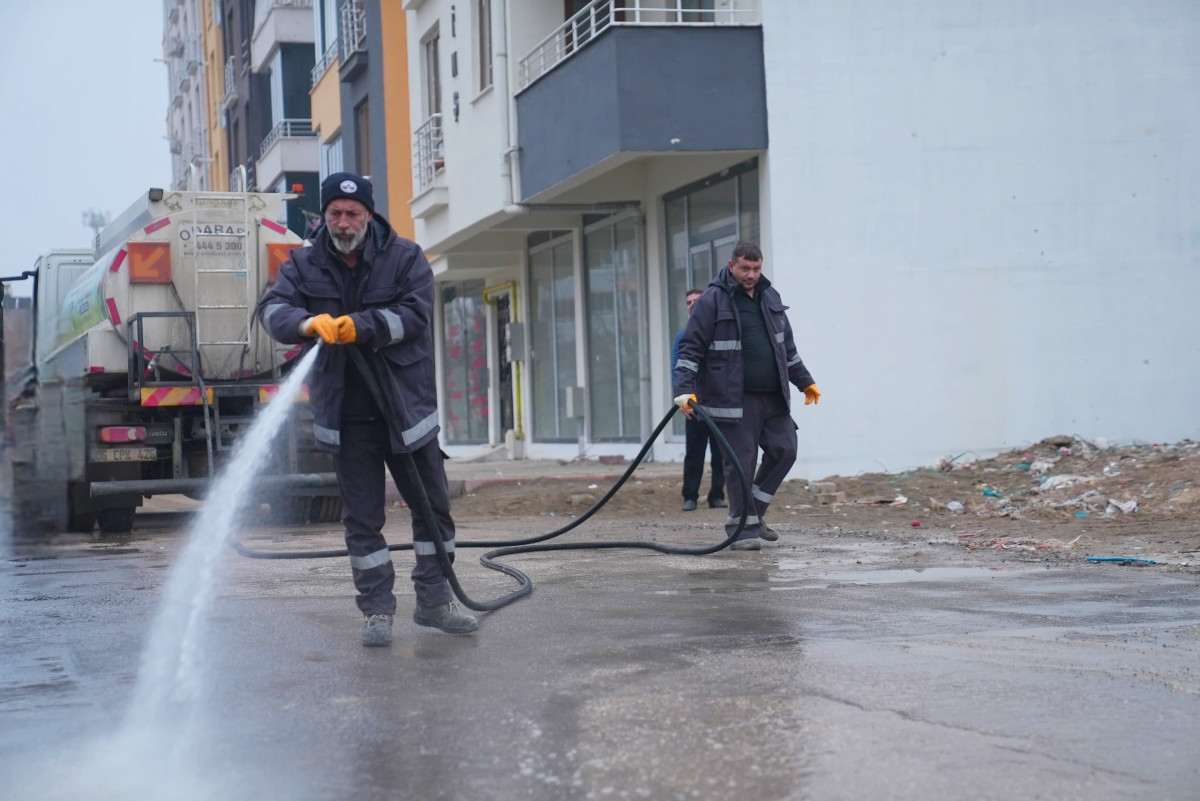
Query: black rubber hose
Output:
[[233, 346, 751, 613]]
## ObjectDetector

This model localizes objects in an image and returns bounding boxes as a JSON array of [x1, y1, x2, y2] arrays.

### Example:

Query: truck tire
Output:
[[97, 507, 136, 534], [310, 496, 344, 524]]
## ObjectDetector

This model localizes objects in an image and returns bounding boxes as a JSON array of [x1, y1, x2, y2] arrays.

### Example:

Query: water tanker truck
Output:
[[5, 186, 340, 535]]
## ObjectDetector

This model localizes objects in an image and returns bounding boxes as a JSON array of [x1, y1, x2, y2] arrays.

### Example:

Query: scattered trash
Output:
[[982, 489, 1003, 498], [946, 501, 965, 513], [1059, 447, 1072, 456], [910, 520, 921, 527], [890, 495, 908, 507], [587, 484, 599, 489], [1106, 498, 1138, 515], [1074, 511, 1090, 518], [1086, 556, 1156, 565], [1037, 475, 1095, 492], [1029, 457, 1058, 477]]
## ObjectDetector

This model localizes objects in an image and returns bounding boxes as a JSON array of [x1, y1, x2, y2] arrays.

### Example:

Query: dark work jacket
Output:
[[672, 267, 815, 421], [257, 216, 439, 454]]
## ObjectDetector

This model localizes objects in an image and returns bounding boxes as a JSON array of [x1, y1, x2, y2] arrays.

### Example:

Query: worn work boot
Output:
[[709, 498, 727, 509], [758, 522, 779, 542], [729, 538, 762, 551], [413, 601, 479, 634], [361, 614, 394, 647], [681, 499, 698, 512]]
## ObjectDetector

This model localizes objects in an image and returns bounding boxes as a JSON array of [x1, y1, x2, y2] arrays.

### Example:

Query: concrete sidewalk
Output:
[[441, 455, 680, 497]]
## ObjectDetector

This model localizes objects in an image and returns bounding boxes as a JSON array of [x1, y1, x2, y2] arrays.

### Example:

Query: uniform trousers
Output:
[[682, 415, 726, 505], [716, 391, 798, 541], [334, 419, 456, 615]]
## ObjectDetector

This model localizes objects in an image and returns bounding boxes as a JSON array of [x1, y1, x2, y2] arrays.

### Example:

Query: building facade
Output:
[[400, 0, 1200, 480], [164, 0, 211, 190]]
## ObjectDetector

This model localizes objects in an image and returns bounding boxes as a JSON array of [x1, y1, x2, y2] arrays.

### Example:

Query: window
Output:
[[475, 0, 493, 92], [422, 25, 441, 119], [529, 233, 577, 441], [320, 135, 343, 179], [355, 99, 370, 176], [664, 159, 760, 435], [442, 281, 489, 444], [586, 215, 643, 442]]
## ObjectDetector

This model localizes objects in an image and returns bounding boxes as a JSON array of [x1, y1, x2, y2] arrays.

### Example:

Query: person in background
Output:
[[673, 288, 726, 512], [672, 242, 821, 551], [257, 172, 478, 646]]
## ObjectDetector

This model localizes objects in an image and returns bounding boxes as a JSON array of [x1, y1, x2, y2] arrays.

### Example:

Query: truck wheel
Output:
[[269, 497, 311, 525], [67, 511, 97, 533], [311, 496, 344, 524], [97, 507, 135, 534]]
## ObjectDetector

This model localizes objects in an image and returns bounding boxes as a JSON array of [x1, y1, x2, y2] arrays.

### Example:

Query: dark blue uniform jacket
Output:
[[257, 217, 440, 454], [672, 267, 815, 421]]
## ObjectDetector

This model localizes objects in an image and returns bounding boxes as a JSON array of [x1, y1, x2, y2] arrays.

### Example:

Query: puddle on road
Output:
[[781, 563, 1044, 585]]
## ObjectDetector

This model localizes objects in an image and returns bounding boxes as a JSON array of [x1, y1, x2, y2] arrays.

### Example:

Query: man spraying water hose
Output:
[[257, 172, 477, 646]]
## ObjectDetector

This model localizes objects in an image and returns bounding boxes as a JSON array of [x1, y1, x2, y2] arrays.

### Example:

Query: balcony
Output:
[[221, 55, 239, 109], [251, 0, 315, 73], [256, 118, 319, 190], [339, 0, 368, 79], [517, 0, 761, 90], [185, 33, 204, 74], [514, 0, 766, 200], [311, 39, 338, 87], [410, 114, 447, 218]]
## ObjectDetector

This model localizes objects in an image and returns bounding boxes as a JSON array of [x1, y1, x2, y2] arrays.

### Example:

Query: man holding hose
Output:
[[258, 172, 477, 646]]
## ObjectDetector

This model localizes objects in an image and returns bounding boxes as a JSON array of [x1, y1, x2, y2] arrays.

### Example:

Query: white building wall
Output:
[[762, 0, 1200, 480]]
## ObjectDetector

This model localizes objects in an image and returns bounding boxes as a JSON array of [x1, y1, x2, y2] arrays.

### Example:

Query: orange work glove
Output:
[[335, 315, 357, 344], [303, 314, 338, 344], [803, 384, 821, 405]]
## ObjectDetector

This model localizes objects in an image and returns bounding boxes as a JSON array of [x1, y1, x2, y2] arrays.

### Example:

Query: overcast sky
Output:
[[0, 0, 170, 297]]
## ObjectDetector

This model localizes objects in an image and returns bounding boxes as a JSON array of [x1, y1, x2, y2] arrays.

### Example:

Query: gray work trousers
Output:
[[716, 391, 798, 541], [334, 420, 456, 615]]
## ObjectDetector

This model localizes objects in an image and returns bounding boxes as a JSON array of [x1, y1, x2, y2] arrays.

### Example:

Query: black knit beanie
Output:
[[320, 172, 375, 214]]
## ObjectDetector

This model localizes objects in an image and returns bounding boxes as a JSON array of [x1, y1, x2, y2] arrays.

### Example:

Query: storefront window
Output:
[[441, 280, 488, 444]]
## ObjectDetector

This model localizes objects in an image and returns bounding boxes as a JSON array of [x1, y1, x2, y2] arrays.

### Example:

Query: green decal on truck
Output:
[[57, 255, 113, 349]]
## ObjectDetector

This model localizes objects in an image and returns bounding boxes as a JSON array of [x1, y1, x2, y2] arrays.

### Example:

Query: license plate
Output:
[[92, 447, 157, 462]]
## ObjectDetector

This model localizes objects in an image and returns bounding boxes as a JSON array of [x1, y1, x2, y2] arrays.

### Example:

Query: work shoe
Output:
[[709, 498, 727, 509], [729, 538, 762, 551], [361, 614, 393, 647], [413, 601, 479, 635], [682, 499, 698, 512], [759, 522, 779, 542]]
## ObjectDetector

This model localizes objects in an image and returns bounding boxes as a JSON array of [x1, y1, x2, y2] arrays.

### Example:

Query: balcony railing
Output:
[[340, 0, 367, 62], [259, 118, 317, 158], [412, 113, 444, 192], [222, 54, 239, 108], [253, 0, 314, 40], [311, 39, 339, 86], [517, 0, 760, 90]]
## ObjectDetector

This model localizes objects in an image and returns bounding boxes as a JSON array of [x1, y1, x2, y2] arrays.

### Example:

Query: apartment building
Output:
[[200, 0, 228, 189], [164, 0, 211, 190], [404, 0, 765, 462], [402, 0, 1200, 480]]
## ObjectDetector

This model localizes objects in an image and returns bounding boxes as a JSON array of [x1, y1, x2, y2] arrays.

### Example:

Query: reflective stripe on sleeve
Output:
[[677, 358, 699, 372], [349, 547, 392, 570], [787, 354, 803, 366], [261, 302, 284, 328], [314, 424, 340, 446], [402, 411, 439, 446], [413, 540, 455, 556], [379, 308, 404, 343]]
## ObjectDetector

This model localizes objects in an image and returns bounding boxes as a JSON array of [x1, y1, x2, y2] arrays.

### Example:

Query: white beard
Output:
[[331, 225, 369, 256]]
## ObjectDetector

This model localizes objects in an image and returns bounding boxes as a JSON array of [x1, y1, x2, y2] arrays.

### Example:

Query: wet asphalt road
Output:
[[1, 509, 1198, 801]]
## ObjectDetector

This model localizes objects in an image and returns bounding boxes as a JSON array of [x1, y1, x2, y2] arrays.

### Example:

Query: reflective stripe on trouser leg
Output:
[[752, 392, 798, 520], [717, 408, 765, 541], [336, 420, 397, 616], [385, 437, 456, 608]]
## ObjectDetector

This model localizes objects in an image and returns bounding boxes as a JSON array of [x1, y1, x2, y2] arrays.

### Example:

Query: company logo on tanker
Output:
[[177, 224, 247, 240]]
